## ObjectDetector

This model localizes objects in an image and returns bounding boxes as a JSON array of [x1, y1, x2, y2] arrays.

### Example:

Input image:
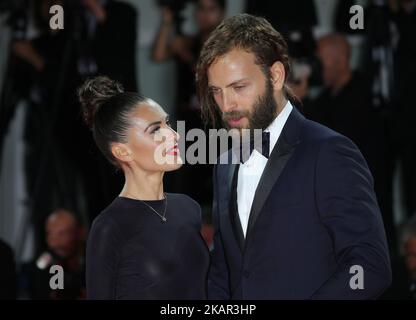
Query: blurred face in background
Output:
[[195, 0, 225, 34], [46, 210, 81, 259], [317, 43, 341, 88], [316, 36, 350, 89]]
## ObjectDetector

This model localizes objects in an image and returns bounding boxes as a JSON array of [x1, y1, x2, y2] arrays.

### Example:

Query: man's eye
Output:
[[234, 85, 245, 91]]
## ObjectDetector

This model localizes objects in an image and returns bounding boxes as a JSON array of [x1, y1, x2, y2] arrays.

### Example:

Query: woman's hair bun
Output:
[[78, 76, 124, 128]]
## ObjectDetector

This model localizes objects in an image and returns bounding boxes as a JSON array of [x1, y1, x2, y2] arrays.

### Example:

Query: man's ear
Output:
[[111, 143, 133, 163], [270, 61, 285, 91]]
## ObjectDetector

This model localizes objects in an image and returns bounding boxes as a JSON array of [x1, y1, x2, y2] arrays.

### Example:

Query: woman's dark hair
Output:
[[196, 14, 299, 127], [78, 76, 146, 167]]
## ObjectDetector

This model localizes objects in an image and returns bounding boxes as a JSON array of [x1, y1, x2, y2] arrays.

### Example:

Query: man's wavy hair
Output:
[[196, 14, 298, 128]]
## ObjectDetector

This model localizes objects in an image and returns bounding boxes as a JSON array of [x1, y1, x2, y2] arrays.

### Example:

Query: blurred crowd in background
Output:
[[0, 0, 415, 300]]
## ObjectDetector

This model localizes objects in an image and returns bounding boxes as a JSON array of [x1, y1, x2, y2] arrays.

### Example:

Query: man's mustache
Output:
[[222, 110, 250, 122]]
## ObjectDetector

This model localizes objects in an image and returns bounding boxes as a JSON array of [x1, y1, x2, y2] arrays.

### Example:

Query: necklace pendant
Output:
[[162, 217, 167, 222]]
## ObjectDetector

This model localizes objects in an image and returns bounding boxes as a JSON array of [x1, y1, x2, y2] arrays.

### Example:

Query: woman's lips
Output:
[[166, 145, 179, 156]]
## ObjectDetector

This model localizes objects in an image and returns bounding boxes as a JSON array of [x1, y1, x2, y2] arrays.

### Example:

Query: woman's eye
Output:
[[166, 120, 171, 127], [151, 126, 161, 134]]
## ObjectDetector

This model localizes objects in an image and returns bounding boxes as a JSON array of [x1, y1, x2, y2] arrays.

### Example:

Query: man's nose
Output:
[[221, 90, 237, 113]]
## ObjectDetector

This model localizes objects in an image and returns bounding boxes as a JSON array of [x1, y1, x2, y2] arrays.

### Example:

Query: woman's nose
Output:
[[173, 128, 180, 142], [166, 124, 180, 142]]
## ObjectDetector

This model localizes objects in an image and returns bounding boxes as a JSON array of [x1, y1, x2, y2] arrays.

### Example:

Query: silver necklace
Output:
[[137, 193, 168, 223]]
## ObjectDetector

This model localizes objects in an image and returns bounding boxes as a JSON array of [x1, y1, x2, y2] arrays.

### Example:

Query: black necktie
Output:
[[240, 131, 270, 163]]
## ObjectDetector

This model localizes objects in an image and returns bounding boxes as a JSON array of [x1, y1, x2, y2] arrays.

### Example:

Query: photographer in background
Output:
[[0, 0, 63, 168], [382, 214, 416, 299], [388, 0, 416, 219], [68, 0, 139, 224], [20, 208, 86, 300], [153, 0, 225, 116], [306, 33, 395, 253], [4, 0, 138, 228], [152, 0, 226, 214]]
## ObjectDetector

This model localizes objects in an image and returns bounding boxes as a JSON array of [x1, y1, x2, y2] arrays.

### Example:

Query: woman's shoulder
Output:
[[89, 198, 127, 241], [166, 193, 200, 209], [86, 200, 127, 264], [166, 193, 202, 225]]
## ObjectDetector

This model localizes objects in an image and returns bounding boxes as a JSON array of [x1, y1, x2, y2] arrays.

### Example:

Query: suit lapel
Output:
[[227, 163, 237, 193], [229, 164, 245, 251], [245, 108, 304, 243], [217, 161, 244, 254]]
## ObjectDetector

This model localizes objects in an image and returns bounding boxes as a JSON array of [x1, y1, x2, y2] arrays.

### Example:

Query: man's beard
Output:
[[249, 79, 278, 130], [222, 78, 278, 131]]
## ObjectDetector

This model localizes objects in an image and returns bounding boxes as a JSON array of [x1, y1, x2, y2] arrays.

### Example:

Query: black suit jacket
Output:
[[209, 107, 391, 299]]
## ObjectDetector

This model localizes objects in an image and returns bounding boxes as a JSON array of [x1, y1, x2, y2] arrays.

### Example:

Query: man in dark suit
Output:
[[196, 14, 391, 299]]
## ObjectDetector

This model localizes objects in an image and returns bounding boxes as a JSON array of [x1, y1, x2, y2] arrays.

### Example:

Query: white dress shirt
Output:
[[237, 101, 293, 237]]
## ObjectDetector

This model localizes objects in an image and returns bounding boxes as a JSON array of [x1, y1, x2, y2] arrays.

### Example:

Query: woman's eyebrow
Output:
[[144, 115, 169, 132], [144, 121, 161, 132]]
